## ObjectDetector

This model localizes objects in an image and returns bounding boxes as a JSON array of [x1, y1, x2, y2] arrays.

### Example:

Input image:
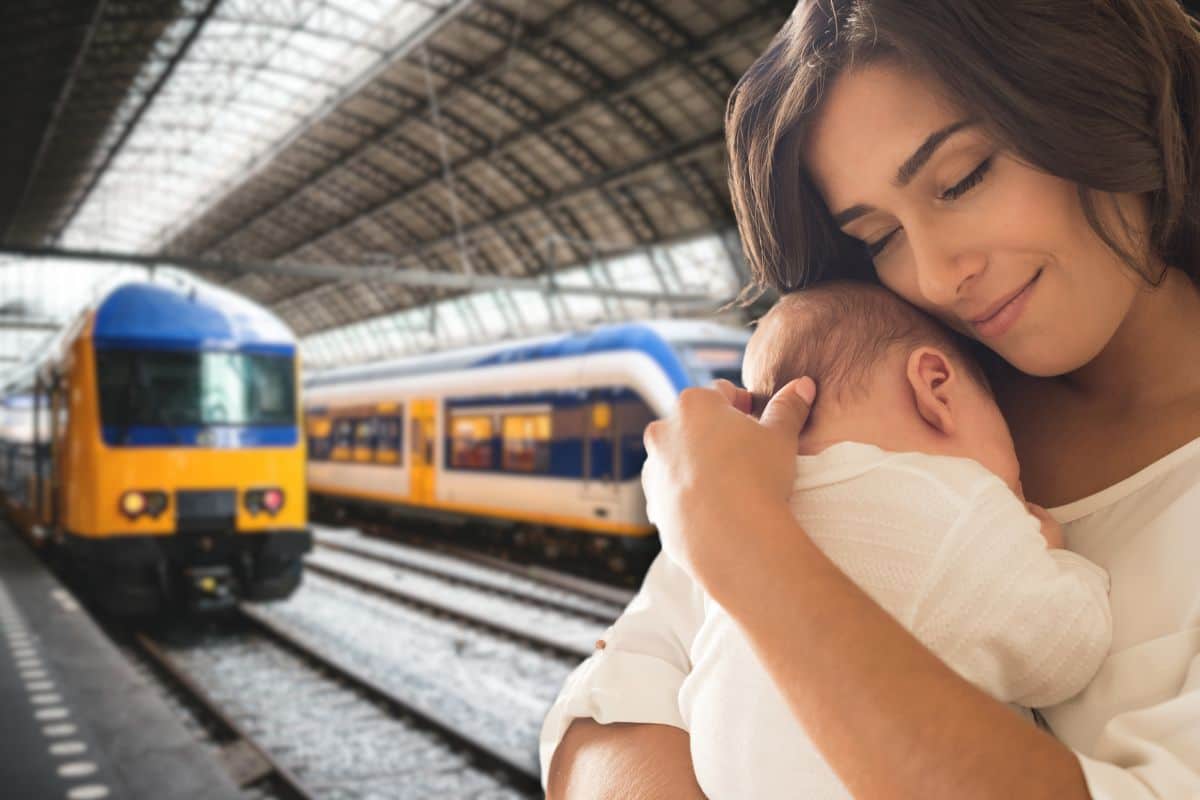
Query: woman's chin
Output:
[[996, 343, 1089, 378]]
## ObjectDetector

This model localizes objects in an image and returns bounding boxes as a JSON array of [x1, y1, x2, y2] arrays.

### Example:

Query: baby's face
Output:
[[952, 375, 1023, 496]]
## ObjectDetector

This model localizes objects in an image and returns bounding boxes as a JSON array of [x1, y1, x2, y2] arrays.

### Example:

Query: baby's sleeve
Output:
[[907, 479, 1112, 709], [538, 550, 706, 789]]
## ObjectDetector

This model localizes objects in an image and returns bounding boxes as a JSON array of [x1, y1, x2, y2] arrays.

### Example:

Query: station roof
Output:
[[0, 0, 791, 376]]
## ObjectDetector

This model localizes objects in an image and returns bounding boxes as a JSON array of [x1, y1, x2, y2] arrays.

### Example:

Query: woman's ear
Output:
[[906, 347, 957, 436]]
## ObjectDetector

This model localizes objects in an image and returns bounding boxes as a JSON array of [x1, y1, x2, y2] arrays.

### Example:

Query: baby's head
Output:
[[743, 282, 1021, 494]]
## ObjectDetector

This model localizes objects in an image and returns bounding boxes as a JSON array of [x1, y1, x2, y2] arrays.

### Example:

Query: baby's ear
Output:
[[906, 347, 956, 435]]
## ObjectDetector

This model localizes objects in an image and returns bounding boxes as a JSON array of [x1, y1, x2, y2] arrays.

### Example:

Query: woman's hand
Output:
[[642, 376, 816, 596]]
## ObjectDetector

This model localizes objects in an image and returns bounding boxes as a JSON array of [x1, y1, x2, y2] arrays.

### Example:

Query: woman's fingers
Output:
[[759, 377, 817, 441], [711, 378, 754, 415]]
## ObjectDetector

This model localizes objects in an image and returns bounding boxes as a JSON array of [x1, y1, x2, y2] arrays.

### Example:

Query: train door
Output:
[[31, 371, 66, 536], [581, 393, 620, 514], [409, 398, 437, 505], [48, 374, 66, 532]]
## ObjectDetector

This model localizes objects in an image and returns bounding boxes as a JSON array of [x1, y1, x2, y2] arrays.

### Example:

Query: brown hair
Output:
[[726, 0, 1200, 297], [743, 281, 988, 413]]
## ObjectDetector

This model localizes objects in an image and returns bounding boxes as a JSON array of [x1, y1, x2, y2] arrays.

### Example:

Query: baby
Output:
[[677, 282, 1112, 799]]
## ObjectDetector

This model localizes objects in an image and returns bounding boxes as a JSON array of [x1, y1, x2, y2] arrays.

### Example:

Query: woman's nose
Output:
[[910, 227, 987, 307]]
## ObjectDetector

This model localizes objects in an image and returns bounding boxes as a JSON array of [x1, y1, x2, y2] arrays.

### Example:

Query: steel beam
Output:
[[0, 317, 61, 332], [5, 0, 111, 244], [0, 245, 717, 305]]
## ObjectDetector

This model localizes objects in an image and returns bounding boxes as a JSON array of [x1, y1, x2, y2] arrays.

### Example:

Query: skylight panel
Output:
[[62, 0, 452, 253]]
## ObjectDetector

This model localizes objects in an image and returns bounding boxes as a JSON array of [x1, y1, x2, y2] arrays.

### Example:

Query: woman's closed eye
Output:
[[864, 156, 995, 258], [938, 156, 993, 202], [867, 228, 900, 258]]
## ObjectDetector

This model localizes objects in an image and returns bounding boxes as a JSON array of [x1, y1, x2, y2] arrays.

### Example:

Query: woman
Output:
[[542, 1, 1200, 798]]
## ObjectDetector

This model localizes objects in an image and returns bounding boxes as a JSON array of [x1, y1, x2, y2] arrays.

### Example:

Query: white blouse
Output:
[[1040, 436, 1200, 798], [539, 438, 1200, 798]]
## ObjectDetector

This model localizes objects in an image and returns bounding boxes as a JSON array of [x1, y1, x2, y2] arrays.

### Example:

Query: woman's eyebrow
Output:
[[832, 118, 977, 228], [894, 118, 976, 187]]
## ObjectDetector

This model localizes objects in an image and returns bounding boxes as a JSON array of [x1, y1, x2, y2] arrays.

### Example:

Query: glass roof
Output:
[[0, 0, 761, 385], [61, 0, 456, 252], [301, 230, 748, 370]]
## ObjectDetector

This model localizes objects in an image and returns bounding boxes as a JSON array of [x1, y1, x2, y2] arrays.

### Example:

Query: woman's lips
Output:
[[970, 270, 1041, 339]]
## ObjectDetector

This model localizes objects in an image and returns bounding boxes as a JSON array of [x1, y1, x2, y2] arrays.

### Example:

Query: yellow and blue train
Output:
[[0, 281, 310, 613], [304, 320, 748, 571]]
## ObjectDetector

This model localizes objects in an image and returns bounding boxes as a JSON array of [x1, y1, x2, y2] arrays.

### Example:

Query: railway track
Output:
[[131, 606, 542, 799], [314, 525, 635, 616], [131, 633, 313, 800], [306, 536, 615, 660]]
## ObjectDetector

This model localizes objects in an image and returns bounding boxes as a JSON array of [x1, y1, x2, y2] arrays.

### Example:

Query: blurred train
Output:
[[305, 320, 748, 571], [0, 281, 311, 614]]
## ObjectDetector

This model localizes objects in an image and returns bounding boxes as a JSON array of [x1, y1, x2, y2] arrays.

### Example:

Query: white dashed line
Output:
[[57, 762, 97, 778], [50, 741, 87, 756], [43, 724, 77, 737]]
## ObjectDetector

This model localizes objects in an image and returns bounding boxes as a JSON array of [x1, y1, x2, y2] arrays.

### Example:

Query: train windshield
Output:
[[97, 350, 296, 428], [674, 343, 745, 388]]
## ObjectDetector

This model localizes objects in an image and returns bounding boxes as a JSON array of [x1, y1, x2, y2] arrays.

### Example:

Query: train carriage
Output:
[[0, 281, 312, 614], [304, 320, 748, 571]]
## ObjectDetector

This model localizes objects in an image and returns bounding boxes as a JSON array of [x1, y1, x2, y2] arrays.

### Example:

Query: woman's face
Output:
[[803, 61, 1145, 376]]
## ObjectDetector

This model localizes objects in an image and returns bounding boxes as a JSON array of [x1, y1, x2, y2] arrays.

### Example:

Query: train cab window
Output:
[[501, 413, 551, 474], [449, 414, 494, 470], [96, 349, 296, 433]]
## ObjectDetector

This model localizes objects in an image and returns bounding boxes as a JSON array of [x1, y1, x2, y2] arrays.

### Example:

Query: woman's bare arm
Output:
[[711, 504, 1090, 800], [546, 719, 707, 800]]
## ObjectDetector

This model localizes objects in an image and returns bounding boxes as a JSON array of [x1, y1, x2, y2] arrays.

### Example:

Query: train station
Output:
[[6, 1, 1200, 799], [0, 1, 789, 797]]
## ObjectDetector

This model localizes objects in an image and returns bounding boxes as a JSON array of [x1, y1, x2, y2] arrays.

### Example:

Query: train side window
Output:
[[353, 417, 377, 458], [374, 415, 403, 464], [501, 413, 551, 473], [390, 414, 404, 453], [587, 399, 615, 481], [307, 415, 332, 460], [331, 417, 354, 459], [615, 396, 656, 481], [449, 414, 494, 470]]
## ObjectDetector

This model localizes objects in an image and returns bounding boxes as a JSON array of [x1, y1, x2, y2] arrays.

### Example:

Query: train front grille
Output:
[[174, 489, 236, 534]]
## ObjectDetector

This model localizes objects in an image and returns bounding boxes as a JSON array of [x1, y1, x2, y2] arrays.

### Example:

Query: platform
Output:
[[0, 524, 241, 799]]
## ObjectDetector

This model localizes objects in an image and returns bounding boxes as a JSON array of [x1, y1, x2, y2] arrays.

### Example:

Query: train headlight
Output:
[[144, 491, 167, 518], [263, 488, 284, 514], [245, 488, 285, 516], [120, 490, 168, 520], [120, 491, 146, 518]]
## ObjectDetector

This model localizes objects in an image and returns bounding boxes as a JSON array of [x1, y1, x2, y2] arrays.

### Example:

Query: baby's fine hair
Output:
[[742, 281, 987, 411]]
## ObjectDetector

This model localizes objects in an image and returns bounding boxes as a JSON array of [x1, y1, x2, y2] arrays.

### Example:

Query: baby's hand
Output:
[[1026, 502, 1064, 549]]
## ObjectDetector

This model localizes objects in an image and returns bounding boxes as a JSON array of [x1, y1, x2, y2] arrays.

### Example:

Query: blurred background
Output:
[[0, 1, 797, 798]]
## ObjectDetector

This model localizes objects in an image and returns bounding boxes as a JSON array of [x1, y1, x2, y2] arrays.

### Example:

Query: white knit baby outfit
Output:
[[679, 442, 1112, 800]]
